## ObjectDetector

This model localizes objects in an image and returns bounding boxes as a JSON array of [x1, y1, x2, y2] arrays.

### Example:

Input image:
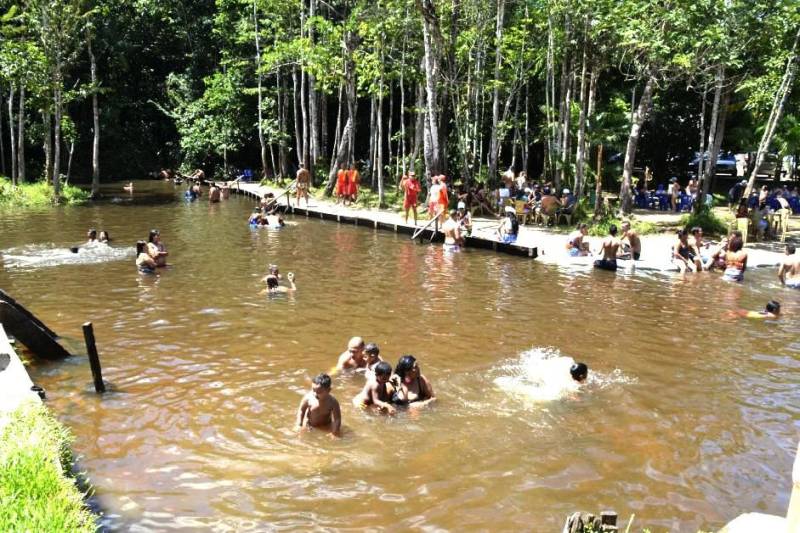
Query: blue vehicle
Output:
[[687, 151, 737, 178]]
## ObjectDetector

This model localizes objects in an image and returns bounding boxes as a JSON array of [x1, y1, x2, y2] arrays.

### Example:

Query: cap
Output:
[[563, 188, 570, 194], [740, 180, 747, 185], [457, 201, 466, 209], [409, 171, 416, 176], [504, 206, 515, 214]]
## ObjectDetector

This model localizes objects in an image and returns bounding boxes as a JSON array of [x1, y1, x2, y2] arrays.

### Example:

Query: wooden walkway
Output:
[[228, 181, 538, 258]]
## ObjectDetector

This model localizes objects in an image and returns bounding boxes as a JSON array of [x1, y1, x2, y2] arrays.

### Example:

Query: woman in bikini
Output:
[[391, 355, 436, 408], [723, 233, 748, 282]]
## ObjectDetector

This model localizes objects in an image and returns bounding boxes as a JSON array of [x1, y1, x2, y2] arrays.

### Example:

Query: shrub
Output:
[[680, 206, 729, 236], [0, 401, 96, 532], [0, 177, 89, 208], [587, 213, 657, 237]]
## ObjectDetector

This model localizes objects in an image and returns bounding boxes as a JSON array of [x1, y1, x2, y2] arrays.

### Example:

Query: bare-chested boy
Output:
[[778, 244, 800, 288], [363, 343, 383, 377], [593, 224, 621, 271], [336, 337, 367, 371], [295, 164, 310, 208], [352, 362, 396, 415], [295, 374, 341, 437], [620, 220, 641, 260]]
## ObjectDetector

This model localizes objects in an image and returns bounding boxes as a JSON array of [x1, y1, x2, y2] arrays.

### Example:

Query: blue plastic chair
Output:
[[243, 168, 254, 182], [789, 196, 800, 214]]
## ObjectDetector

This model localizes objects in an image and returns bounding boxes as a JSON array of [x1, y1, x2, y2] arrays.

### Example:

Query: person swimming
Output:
[[729, 300, 781, 319], [391, 355, 436, 407], [135, 240, 157, 274], [570, 362, 588, 383], [722, 232, 747, 282]]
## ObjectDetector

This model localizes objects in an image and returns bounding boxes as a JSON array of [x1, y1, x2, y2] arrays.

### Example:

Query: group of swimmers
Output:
[[249, 193, 285, 227], [296, 336, 592, 437], [135, 229, 169, 274]]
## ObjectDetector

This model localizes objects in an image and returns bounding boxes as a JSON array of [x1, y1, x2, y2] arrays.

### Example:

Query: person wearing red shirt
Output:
[[400, 171, 421, 224], [335, 164, 347, 204]]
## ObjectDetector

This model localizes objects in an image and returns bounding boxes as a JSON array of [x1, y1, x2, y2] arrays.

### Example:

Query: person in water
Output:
[[619, 221, 641, 260], [86, 228, 98, 244], [363, 343, 383, 377], [722, 232, 747, 282], [672, 229, 699, 273], [295, 373, 342, 438], [208, 184, 221, 203], [593, 225, 620, 271], [566, 223, 589, 257], [730, 300, 781, 319], [98, 231, 111, 243], [442, 209, 464, 250], [778, 244, 800, 288], [391, 355, 436, 407], [262, 272, 297, 294], [147, 229, 169, 267], [353, 361, 396, 415], [135, 240, 157, 274], [570, 362, 588, 383], [457, 201, 473, 236], [497, 206, 519, 244], [336, 337, 367, 371]]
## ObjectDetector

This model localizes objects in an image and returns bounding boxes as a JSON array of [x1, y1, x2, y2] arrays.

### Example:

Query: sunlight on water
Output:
[[1, 242, 133, 269]]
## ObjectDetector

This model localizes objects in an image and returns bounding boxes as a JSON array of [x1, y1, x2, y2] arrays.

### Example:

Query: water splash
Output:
[[1, 242, 134, 269], [493, 346, 633, 403]]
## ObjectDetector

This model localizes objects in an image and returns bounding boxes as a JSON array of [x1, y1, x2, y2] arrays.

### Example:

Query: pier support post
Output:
[[82, 322, 106, 393]]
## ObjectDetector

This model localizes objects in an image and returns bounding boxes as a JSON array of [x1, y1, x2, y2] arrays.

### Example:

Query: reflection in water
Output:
[[0, 181, 798, 531]]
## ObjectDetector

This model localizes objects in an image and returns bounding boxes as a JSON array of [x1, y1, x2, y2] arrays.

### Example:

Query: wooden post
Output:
[[600, 511, 618, 532], [82, 322, 106, 393]]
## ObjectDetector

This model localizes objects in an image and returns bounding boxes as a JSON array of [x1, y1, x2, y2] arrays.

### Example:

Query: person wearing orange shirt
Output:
[[348, 164, 361, 204], [335, 164, 347, 204], [436, 175, 449, 224], [400, 171, 421, 224]]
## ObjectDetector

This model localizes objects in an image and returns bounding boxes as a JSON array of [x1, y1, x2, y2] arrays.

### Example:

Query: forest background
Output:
[[0, 0, 798, 214]]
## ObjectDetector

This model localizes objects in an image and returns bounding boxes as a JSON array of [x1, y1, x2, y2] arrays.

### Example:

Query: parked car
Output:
[[687, 151, 737, 178]]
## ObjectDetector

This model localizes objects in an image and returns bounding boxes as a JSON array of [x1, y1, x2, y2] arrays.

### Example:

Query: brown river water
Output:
[[1, 181, 798, 531]]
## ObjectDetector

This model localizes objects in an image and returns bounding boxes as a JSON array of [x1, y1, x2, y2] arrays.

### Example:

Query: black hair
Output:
[[313, 373, 332, 389], [364, 343, 380, 356], [728, 235, 743, 252], [88, 228, 97, 239], [148, 229, 160, 243], [578, 223, 588, 230], [99, 231, 111, 242], [766, 300, 781, 314], [786, 244, 796, 254], [374, 361, 392, 377], [690, 226, 702, 235], [609, 224, 618, 236], [136, 240, 146, 255], [570, 362, 588, 382], [395, 355, 417, 380], [266, 275, 279, 289]]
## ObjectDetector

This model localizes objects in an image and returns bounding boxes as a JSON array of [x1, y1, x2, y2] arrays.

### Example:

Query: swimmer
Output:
[[336, 337, 367, 371], [147, 229, 169, 267], [262, 272, 296, 294], [722, 232, 747, 282], [135, 240, 157, 273], [593, 224, 620, 271], [391, 355, 436, 408], [730, 300, 781, 319], [570, 362, 588, 383], [566, 223, 589, 257], [208, 184, 221, 203], [442, 209, 464, 250], [98, 231, 111, 243], [619, 221, 641, 260], [123, 182, 133, 193], [86, 228, 98, 244], [352, 361, 396, 415], [671, 229, 698, 273], [778, 244, 800, 288], [295, 373, 342, 438], [363, 343, 383, 377], [249, 208, 262, 224]]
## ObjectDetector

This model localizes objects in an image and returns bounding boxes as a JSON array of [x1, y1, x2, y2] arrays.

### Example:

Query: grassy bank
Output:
[[0, 401, 96, 532], [0, 178, 90, 208]]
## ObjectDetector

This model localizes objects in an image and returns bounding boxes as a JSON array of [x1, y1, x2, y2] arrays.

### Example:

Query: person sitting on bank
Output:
[[593, 224, 621, 271], [778, 244, 800, 288], [391, 355, 436, 408], [538, 187, 561, 222], [672, 229, 699, 273], [497, 206, 519, 244], [566, 223, 590, 257], [722, 231, 747, 282], [353, 361, 396, 415], [295, 373, 342, 438], [443, 210, 464, 251], [336, 337, 367, 371], [457, 201, 473, 236], [135, 240, 157, 274], [558, 188, 577, 216], [147, 229, 169, 267], [619, 221, 641, 260]]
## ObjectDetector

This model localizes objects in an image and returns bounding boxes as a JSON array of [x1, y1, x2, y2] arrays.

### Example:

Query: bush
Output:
[[680, 206, 729, 236], [0, 178, 89, 208], [587, 213, 657, 237], [0, 401, 96, 532]]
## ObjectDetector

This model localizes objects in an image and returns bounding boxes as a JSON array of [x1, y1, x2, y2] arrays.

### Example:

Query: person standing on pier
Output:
[[295, 164, 311, 208], [335, 164, 347, 205], [348, 163, 361, 204], [400, 171, 421, 224]]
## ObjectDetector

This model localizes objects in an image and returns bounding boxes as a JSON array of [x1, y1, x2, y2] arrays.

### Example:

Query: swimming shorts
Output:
[[594, 259, 618, 271], [138, 266, 155, 274], [443, 243, 461, 252], [568, 247, 581, 257], [501, 235, 517, 244], [403, 195, 418, 210], [722, 267, 744, 282]]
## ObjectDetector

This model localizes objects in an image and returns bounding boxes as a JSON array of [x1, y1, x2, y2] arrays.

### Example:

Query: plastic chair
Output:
[[775, 209, 790, 242], [735, 217, 749, 246], [243, 168, 254, 182], [514, 200, 529, 225], [556, 208, 573, 226]]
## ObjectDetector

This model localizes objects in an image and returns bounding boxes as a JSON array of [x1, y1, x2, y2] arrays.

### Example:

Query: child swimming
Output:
[[353, 361, 396, 415], [295, 373, 341, 438]]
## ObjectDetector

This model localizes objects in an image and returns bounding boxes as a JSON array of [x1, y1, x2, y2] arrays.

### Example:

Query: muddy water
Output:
[[1, 181, 798, 531]]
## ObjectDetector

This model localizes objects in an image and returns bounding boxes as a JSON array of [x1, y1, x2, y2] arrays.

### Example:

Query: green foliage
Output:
[[0, 401, 96, 532], [0, 178, 89, 208], [587, 213, 656, 237], [680, 206, 729, 236]]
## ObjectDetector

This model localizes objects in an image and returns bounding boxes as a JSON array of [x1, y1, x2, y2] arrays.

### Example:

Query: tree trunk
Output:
[[368, 96, 376, 185], [696, 80, 707, 185], [418, 0, 443, 177], [487, 0, 505, 182], [293, 67, 303, 168], [253, 0, 268, 179], [43, 111, 52, 185], [412, 82, 424, 172], [16, 85, 25, 183], [0, 91, 5, 177], [545, 16, 556, 181], [301, 70, 310, 168], [308, 0, 320, 168], [594, 144, 604, 217], [344, 32, 358, 165], [560, 56, 573, 189], [696, 66, 725, 212], [745, 27, 799, 198], [53, 83, 63, 195], [277, 70, 289, 178], [377, 79, 385, 206], [320, 92, 328, 159], [619, 74, 656, 215], [574, 41, 589, 202], [89, 30, 100, 196], [704, 86, 729, 202], [8, 85, 16, 186], [325, 117, 352, 194], [66, 138, 75, 183]]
